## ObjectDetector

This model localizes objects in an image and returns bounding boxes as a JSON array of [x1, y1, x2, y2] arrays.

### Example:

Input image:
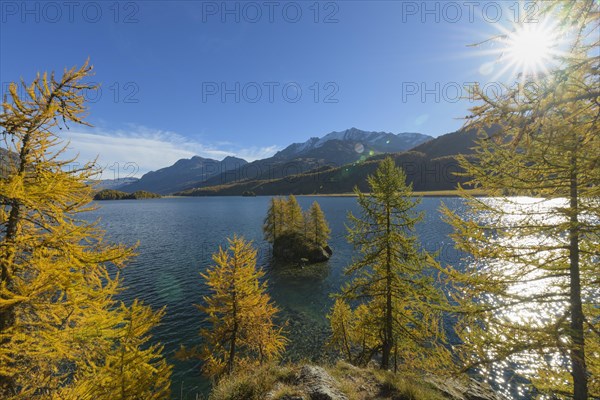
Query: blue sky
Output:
[[1, 1, 526, 176]]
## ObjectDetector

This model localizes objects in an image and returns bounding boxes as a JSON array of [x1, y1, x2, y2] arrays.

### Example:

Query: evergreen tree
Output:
[[265, 196, 331, 262], [199, 235, 285, 378], [305, 201, 331, 247], [0, 62, 171, 398], [350, 303, 381, 366], [328, 299, 354, 361], [328, 300, 379, 366], [263, 197, 286, 243], [444, 3, 599, 398], [55, 301, 172, 400], [284, 195, 304, 236], [332, 157, 450, 372]]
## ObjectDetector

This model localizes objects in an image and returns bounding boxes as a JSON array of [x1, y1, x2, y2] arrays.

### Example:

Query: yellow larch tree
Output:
[[198, 235, 286, 378], [0, 61, 171, 399], [304, 201, 331, 247], [331, 157, 451, 372], [443, 1, 599, 398], [263, 197, 286, 243], [284, 195, 304, 236]]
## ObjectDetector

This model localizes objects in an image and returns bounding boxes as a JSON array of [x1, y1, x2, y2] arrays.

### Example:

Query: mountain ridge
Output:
[[180, 128, 433, 192], [176, 127, 480, 196], [120, 155, 248, 194], [273, 128, 431, 160], [122, 128, 432, 195]]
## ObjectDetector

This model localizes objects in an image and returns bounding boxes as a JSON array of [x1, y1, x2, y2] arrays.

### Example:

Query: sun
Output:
[[503, 22, 559, 77], [473, 15, 566, 82]]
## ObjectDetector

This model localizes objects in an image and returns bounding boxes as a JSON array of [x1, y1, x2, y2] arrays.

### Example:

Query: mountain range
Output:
[[119, 128, 433, 195], [274, 129, 430, 159], [2, 127, 479, 196], [176, 127, 480, 196], [119, 156, 247, 194], [91, 177, 140, 190]]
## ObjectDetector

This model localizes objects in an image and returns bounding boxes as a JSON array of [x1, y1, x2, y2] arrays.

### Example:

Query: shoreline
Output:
[[297, 189, 487, 198], [111, 190, 597, 199], [165, 190, 487, 198]]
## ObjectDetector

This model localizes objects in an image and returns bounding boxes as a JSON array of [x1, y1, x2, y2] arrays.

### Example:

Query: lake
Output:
[[86, 196, 498, 399]]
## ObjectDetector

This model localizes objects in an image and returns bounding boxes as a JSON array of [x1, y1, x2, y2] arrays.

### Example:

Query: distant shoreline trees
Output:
[[93, 188, 161, 200]]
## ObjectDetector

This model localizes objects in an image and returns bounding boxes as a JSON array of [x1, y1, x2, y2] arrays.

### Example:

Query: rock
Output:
[[464, 380, 508, 400], [306, 246, 331, 263], [298, 365, 348, 400], [425, 375, 509, 400], [273, 233, 332, 264]]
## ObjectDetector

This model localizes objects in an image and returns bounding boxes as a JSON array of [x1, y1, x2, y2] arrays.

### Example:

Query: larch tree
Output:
[[284, 195, 304, 236], [328, 299, 379, 366], [54, 301, 172, 400], [333, 157, 450, 372], [443, 1, 599, 398], [305, 201, 331, 247], [263, 197, 286, 243], [0, 62, 171, 398], [198, 235, 286, 378], [328, 299, 354, 362], [264, 196, 332, 263]]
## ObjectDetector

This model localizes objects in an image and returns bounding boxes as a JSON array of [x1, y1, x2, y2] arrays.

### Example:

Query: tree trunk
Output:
[[342, 319, 352, 361], [381, 204, 393, 370], [227, 327, 237, 375], [0, 133, 31, 393], [227, 263, 238, 376], [0, 131, 30, 308], [568, 154, 587, 400], [1, 201, 22, 329], [393, 343, 398, 373], [0, 204, 17, 330]]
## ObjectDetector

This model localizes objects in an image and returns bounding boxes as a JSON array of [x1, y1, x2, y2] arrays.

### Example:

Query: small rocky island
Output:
[[264, 195, 332, 264]]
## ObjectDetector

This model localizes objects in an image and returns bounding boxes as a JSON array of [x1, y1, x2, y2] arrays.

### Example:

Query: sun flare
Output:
[[503, 22, 559, 77]]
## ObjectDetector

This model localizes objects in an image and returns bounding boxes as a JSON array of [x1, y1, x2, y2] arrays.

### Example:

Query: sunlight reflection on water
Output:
[[464, 197, 599, 399]]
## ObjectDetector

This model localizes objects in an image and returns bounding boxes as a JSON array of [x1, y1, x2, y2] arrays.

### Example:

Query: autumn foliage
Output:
[[198, 235, 286, 378], [0, 62, 171, 399]]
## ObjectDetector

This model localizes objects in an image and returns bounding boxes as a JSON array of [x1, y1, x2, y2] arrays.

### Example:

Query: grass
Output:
[[372, 369, 447, 400], [268, 385, 305, 400], [209, 361, 450, 400], [326, 362, 447, 400], [208, 364, 296, 400]]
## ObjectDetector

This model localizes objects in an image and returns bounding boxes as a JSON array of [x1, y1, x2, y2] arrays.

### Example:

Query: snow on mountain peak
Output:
[[274, 128, 432, 159]]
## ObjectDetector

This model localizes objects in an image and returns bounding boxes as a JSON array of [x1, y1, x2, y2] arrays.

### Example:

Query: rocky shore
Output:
[[272, 233, 333, 264], [210, 362, 509, 400]]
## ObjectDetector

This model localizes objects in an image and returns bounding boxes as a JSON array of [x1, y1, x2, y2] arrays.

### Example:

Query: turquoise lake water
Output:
[[88, 196, 527, 399]]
